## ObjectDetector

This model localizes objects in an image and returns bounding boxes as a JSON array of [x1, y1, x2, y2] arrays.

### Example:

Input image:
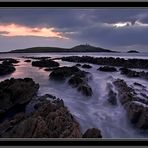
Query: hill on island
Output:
[[9, 44, 115, 53]]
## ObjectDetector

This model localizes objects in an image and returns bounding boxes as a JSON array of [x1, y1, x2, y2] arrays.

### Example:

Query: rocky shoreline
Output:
[[113, 79, 148, 129], [61, 56, 148, 69], [0, 55, 147, 138], [0, 78, 102, 138]]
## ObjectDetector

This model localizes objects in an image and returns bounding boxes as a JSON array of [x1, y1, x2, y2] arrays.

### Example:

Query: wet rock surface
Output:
[[113, 79, 148, 129], [77, 84, 92, 96], [49, 66, 80, 80], [32, 59, 59, 68], [0, 75, 102, 138], [50, 66, 93, 96], [82, 128, 102, 138], [68, 75, 84, 88], [120, 67, 148, 80], [22, 56, 51, 60], [24, 59, 31, 63], [2, 59, 19, 65], [107, 83, 117, 105], [0, 93, 102, 138], [0, 95, 80, 138], [61, 56, 148, 69], [0, 78, 39, 118], [75, 63, 81, 67], [82, 64, 92, 69], [0, 63, 15, 76], [98, 66, 117, 72]]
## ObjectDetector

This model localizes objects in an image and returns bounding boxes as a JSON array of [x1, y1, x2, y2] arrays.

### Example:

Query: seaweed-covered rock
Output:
[[82, 128, 102, 138], [32, 59, 59, 68]]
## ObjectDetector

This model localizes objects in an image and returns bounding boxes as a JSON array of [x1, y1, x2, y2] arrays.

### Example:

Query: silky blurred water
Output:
[[0, 52, 148, 138]]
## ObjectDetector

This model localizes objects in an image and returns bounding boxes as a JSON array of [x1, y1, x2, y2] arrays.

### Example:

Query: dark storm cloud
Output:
[[69, 23, 148, 47], [0, 9, 147, 28], [0, 9, 94, 28], [0, 8, 148, 51]]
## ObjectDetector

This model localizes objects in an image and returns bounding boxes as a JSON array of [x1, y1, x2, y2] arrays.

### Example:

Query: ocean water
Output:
[[0, 52, 148, 138]]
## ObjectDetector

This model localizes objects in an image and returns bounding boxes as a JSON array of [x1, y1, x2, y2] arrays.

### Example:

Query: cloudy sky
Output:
[[0, 8, 148, 52]]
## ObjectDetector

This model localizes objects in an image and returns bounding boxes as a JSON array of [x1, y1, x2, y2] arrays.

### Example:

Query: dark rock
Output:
[[120, 68, 139, 77], [0, 78, 39, 118], [68, 75, 84, 88], [44, 67, 59, 72], [61, 56, 148, 69], [77, 84, 92, 96], [134, 82, 145, 88], [0, 98, 82, 138], [107, 83, 117, 105], [98, 66, 117, 72], [127, 50, 139, 53], [0, 112, 26, 136], [125, 101, 148, 129], [75, 63, 81, 67], [0, 63, 15, 76], [113, 79, 148, 129], [113, 79, 135, 105], [136, 107, 148, 129], [32, 59, 59, 68], [120, 68, 148, 80], [82, 128, 102, 138], [82, 64, 92, 69], [2, 59, 19, 65], [49, 66, 80, 80], [49, 66, 93, 96], [24, 60, 31, 63], [125, 101, 144, 123], [22, 56, 51, 60]]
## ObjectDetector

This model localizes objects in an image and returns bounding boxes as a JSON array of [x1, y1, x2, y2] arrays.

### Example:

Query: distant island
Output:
[[8, 44, 116, 53], [127, 50, 139, 53]]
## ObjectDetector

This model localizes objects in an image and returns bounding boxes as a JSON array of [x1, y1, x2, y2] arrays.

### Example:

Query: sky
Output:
[[0, 8, 148, 52]]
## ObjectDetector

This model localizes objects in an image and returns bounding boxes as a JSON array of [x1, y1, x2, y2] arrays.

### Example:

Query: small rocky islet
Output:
[[0, 55, 147, 138]]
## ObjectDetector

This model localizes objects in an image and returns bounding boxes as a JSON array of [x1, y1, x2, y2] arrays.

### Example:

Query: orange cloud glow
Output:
[[0, 23, 68, 39]]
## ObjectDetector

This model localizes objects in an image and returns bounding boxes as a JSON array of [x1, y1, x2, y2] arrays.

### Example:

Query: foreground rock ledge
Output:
[[113, 79, 148, 129], [0, 78, 39, 118], [0, 94, 102, 138]]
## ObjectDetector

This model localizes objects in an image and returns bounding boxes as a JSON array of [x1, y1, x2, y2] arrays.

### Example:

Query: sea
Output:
[[0, 52, 148, 138]]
